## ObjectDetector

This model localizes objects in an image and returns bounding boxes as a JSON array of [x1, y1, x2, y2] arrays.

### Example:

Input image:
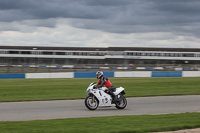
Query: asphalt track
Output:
[[0, 95, 200, 121]]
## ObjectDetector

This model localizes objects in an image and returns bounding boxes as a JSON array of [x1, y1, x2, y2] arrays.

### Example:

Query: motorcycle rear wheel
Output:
[[85, 95, 99, 110], [115, 95, 127, 109]]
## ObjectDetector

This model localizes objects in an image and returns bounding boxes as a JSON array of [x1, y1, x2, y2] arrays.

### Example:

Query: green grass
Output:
[[0, 77, 200, 102], [0, 112, 200, 133], [1, 78, 200, 133]]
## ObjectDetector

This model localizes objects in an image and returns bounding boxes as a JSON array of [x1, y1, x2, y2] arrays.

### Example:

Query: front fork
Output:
[[92, 95, 95, 103]]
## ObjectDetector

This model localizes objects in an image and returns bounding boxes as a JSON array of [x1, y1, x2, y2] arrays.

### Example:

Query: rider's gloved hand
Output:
[[96, 85, 100, 89]]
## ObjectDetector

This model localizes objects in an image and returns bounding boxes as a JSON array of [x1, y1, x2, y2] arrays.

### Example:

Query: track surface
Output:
[[0, 95, 200, 121]]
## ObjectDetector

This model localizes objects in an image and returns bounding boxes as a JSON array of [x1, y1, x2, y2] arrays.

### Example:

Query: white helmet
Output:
[[96, 71, 103, 79]]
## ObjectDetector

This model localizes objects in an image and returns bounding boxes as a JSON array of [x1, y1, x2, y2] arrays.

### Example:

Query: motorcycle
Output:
[[85, 82, 127, 110]]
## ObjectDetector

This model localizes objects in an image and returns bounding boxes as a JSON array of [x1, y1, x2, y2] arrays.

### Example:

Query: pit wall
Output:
[[1, 71, 200, 79]]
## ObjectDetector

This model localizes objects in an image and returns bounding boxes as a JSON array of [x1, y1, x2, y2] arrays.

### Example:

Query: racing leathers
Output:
[[97, 76, 113, 88], [97, 76, 118, 102]]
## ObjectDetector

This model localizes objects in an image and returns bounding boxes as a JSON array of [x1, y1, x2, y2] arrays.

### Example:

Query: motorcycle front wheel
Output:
[[85, 95, 99, 110], [115, 95, 127, 109]]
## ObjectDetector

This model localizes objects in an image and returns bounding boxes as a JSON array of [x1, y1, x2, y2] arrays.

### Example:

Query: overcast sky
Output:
[[0, 0, 200, 48]]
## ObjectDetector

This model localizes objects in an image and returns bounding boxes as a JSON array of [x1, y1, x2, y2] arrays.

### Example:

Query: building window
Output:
[[21, 51, 31, 54], [66, 52, 71, 55], [73, 52, 79, 55], [155, 53, 161, 56], [55, 52, 65, 55], [164, 53, 171, 56], [136, 53, 142, 56], [174, 53, 180, 57], [0, 51, 5, 54], [43, 52, 54, 55], [182, 53, 194, 57], [82, 52, 88, 56], [8, 51, 19, 54]]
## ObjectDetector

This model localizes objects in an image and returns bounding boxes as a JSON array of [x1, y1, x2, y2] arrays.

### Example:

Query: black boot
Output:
[[109, 91, 119, 103]]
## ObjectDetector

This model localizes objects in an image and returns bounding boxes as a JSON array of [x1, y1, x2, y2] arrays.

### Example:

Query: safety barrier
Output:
[[0, 71, 200, 79], [151, 72, 182, 77], [74, 72, 114, 78], [0, 74, 25, 79], [26, 72, 74, 79], [114, 71, 151, 77]]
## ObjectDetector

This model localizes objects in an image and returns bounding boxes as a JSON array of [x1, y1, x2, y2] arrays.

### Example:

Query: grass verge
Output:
[[0, 77, 200, 102], [0, 112, 200, 133]]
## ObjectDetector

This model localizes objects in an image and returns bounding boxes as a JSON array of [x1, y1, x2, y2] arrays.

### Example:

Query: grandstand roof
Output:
[[0, 46, 200, 52]]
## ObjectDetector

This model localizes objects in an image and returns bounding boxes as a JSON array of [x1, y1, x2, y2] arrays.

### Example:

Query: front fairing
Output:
[[86, 82, 97, 94]]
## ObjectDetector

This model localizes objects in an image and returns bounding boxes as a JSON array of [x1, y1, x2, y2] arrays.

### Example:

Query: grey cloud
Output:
[[0, 0, 112, 21], [0, 0, 200, 36]]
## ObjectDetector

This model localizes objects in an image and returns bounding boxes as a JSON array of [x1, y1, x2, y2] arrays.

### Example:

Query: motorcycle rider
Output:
[[96, 71, 119, 102]]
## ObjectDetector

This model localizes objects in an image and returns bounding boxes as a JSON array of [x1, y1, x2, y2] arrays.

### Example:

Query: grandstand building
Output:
[[0, 46, 200, 67]]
